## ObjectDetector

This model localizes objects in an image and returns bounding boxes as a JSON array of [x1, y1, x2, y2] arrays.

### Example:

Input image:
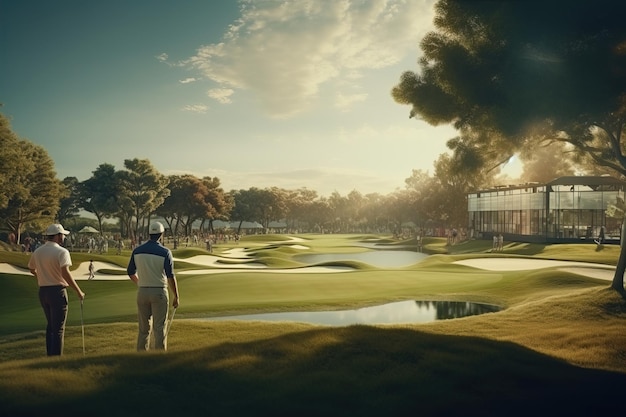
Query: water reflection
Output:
[[205, 300, 500, 326], [295, 251, 429, 268], [415, 300, 500, 320]]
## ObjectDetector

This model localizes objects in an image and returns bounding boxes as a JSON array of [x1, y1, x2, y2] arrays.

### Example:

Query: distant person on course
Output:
[[127, 222, 179, 351], [28, 223, 85, 356], [88, 260, 95, 280]]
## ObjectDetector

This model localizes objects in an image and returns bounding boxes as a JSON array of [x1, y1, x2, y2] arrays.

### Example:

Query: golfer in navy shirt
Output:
[[127, 222, 179, 350]]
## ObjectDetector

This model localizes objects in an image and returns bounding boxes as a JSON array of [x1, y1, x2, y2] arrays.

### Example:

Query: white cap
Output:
[[45, 224, 70, 235], [149, 222, 165, 234]]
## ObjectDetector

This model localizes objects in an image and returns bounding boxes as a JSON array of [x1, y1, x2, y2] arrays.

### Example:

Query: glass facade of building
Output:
[[467, 176, 625, 243]]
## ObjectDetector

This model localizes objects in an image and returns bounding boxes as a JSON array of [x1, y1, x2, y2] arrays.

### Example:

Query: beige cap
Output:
[[149, 222, 165, 234], [45, 224, 70, 235]]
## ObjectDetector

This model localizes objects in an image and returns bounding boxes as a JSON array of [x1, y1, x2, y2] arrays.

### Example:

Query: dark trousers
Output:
[[39, 286, 68, 356]]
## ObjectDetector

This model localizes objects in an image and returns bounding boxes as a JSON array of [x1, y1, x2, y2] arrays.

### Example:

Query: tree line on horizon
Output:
[[0, 106, 491, 246], [2, 108, 476, 244], [0, 119, 609, 250]]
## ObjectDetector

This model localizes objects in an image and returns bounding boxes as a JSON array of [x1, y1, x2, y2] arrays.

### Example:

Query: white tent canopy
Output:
[[78, 226, 99, 234]]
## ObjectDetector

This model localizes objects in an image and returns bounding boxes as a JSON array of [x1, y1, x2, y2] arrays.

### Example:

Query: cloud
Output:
[[178, 0, 435, 118], [182, 104, 209, 113], [156, 53, 169, 62], [207, 88, 234, 104], [334, 92, 368, 111], [179, 77, 199, 84]]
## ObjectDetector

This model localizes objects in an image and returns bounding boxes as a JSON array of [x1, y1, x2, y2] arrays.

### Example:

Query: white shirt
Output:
[[28, 241, 72, 287]]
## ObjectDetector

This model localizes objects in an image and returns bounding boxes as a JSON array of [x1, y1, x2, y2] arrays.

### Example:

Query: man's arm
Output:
[[61, 265, 85, 300], [167, 277, 179, 308], [165, 251, 178, 307], [129, 273, 139, 284], [127, 252, 138, 284]]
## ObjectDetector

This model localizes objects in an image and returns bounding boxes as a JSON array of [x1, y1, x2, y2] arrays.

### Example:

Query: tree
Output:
[[0, 111, 25, 212], [432, 153, 499, 229], [116, 158, 170, 240], [518, 142, 576, 183], [327, 190, 365, 233], [284, 188, 318, 232], [258, 187, 288, 232], [573, 147, 626, 179], [404, 169, 438, 229], [383, 190, 415, 235], [229, 187, 287, 233], [359, 192, 387, 233], [0, 140, 63, 244], [392, 0, 626, 292], [346, 190, 365, 232], [200, 176, 234, 233], [57, 177, 82, 227], [157, 175, 207, 237], [81, 164, 120, 235], [307, 197, 332, 233], [230, 188, 261, 235]]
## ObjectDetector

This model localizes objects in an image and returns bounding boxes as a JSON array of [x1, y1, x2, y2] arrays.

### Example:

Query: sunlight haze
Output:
[[1, 0, 461, 196]]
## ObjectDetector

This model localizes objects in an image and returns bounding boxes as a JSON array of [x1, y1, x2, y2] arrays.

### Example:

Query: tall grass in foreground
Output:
[[1, 286, 625, 416], [1, 314, 625, 417]]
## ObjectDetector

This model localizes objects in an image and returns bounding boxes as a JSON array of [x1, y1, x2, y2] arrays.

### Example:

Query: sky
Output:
[[0, 0, 521, 197]]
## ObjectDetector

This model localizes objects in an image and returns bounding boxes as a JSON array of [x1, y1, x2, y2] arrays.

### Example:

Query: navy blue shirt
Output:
[[127, 240, 174, 287]]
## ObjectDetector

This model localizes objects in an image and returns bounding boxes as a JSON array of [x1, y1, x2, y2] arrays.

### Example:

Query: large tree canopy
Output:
[[115, 158, 170, 240], [0, 111, 29, 211], [0, 112, 63, 244], [518, 142, 576, 184], [392, 0, 626, 291], [81, 163, 119, 234], [157, 175, 212, 237], [392, 0, 626, 172]]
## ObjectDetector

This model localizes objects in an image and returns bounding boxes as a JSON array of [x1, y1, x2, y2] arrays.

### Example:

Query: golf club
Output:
[[80, 299, 85, 355], [164, 307, 177, 339]]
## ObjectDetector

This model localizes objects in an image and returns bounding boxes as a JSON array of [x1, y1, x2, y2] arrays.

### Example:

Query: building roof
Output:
[[546, 176, 626, 186], [469, 176, 626, 194]]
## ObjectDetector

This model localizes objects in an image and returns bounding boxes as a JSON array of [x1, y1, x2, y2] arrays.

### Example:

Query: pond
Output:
[[205, 300, 501, 326], [295, 251, 429, 268]]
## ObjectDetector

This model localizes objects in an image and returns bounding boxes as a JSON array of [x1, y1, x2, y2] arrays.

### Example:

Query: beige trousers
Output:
[[136, 287, 169, 350]]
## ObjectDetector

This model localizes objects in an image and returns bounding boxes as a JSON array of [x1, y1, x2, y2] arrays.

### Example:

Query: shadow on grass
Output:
[[1, 324, 625, 417]]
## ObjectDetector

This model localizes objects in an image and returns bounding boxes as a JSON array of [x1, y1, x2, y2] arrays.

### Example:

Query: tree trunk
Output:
[[611, 220, 626, 292], [94, 212, 104, 236]]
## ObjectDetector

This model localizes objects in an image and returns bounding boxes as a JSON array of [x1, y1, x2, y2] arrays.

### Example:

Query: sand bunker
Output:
[[454, 258, 615, 281], [176, 254, 259, 267], [0, 261, 128, 280], [219, 248, 253, 258], [174, 254, 349, 275], [72, 261, 127, 280], [289, 245, 309, 250], [0, 251, 346, 279], [0, 264, 31, 275], [177, 266, 353, 275]]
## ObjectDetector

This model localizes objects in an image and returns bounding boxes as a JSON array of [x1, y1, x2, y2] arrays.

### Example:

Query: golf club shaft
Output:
[[165, 307, 176, 338], [80, 299, 85, 355]]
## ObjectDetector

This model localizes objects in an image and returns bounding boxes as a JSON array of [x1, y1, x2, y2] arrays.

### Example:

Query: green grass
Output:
[[1, 234, 625, 416]]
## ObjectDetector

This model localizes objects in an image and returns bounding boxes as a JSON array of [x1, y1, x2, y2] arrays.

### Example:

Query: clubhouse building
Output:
[[467, 176, 626, 243]]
